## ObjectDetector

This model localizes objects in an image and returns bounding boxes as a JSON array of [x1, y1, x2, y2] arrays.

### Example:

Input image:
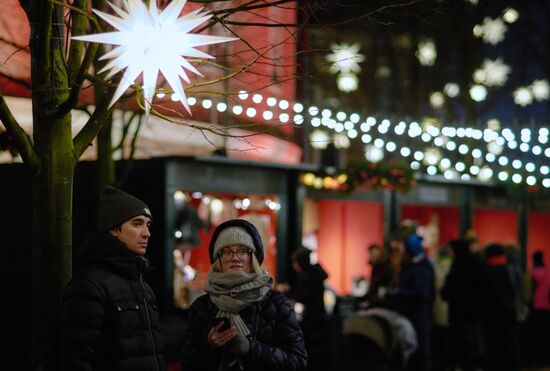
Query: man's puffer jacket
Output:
[[181, 291, 307, 371], [60, 233, 165, 371]]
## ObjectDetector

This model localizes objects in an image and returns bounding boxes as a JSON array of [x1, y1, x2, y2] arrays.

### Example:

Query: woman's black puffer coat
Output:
[[181, 291, 307, 371], [60, 233, 165, 371]]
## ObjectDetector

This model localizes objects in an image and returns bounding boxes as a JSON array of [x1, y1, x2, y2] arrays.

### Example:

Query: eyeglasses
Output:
[[218, 248, 252, 261]]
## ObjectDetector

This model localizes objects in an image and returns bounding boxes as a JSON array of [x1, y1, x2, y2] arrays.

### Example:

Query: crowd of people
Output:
[[343, 224, 550, 371], [58, 186, 550, 371]]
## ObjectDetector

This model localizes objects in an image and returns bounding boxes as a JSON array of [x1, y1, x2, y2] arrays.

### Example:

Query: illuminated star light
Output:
[[430, 92, 445, 108], [73, 0, 236, 115], [337, 73, 359, 92], [470, 84, 487, 102], [310, 130, 330, 150], [334, 133, 350, 149], [514, 87, 533, 106], [479, 17, 507, 45], [416, 39, 437, 66], [474, 58, 511, 87], [444, 83, 460, 98], [326, 43, 365, 74], [365, 144, 384, 163], [531, 79, 550, 101]]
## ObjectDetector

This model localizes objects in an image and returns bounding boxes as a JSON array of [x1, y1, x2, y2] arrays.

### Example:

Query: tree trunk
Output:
[[28, 1, 76, 370], [31, 116, 75, 371]]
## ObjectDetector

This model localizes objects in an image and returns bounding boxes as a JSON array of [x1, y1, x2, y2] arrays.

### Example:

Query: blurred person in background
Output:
[[284, 247, 329, 371], [431, 244, 452, 371], [360, 243, 393, 306], [525, 251, 550, 367], [441, 239, 485, 371], [481, 243, 521, 371], [385, 235, 435, 371]]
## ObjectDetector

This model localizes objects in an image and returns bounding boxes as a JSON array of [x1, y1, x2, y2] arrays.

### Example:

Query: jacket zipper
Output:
[[252, 299, 264, 341], [140, 273, 159, 371]]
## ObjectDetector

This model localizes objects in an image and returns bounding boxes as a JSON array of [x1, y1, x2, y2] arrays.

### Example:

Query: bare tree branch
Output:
[[0, 41, 30, 69], [66, 0, 88, 83], [196, 0, 298, 33], [57, 41, 99, 116], [212, 0, 297, 17], [73, 88, 116, 159], [113, 111, 139, 151], [0, 92, 39, 172], [0, 72, 32, 90], [307, 0, 425, 28]]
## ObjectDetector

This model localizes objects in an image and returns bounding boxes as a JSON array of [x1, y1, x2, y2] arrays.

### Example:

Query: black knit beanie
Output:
[[209, 219, 264, 264], [99, 186, 152, 232]]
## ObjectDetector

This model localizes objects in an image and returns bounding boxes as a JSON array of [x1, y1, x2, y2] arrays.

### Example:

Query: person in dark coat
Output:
[[289, 247, 328, 324], [526, 251, 550, 366], [60, 186, 166, 371], [386, 234, 435, 371], [441, 239, 485, 371], [287, 247, 328, 371], [362, 243, 393, 305], [481, 243, 521, 371], [180, 219, 307, 371]]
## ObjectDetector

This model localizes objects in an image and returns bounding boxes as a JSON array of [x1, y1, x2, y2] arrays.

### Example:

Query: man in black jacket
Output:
[[60, 186, 165, 371]]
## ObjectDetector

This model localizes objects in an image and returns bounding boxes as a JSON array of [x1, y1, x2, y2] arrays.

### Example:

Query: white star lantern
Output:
[[430, 92, 445, 108], [310, 130, 330, 150], [531, 79, 550, 101], [473, 58, 511, 87], [416, 39, 437, 66], [337, 73, 359, 93], [326, 43, 365, 74], [479, 17, 507, 45], [514, 87, 533, 106], [73, 0, 237, 115]]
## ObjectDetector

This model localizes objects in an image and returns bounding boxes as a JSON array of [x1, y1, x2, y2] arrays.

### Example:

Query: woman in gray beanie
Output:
[[181, 219, 307, 371]]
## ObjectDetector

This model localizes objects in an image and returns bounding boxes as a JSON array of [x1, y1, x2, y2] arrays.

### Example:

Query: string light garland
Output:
[[167, 92, 549, 190]]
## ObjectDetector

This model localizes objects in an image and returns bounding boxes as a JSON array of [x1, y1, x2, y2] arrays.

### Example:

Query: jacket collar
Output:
[[77, 233, 151, 279]]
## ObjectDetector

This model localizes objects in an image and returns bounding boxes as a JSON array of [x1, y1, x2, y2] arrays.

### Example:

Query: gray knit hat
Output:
[[209, 219, 264, 263], [213, 226, 255, 258], [99, 186, 152, 232]]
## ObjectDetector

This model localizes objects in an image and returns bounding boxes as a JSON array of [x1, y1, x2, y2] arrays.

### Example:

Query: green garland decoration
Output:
[[301, 158, 416, 193], [343, 158, 416, 192]]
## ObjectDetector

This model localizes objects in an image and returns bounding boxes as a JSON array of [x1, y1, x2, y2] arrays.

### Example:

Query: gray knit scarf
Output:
[[205, 271, 273, 336]]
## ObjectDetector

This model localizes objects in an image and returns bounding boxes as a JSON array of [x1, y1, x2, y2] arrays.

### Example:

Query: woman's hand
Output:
[[207, 321, 237, 348]]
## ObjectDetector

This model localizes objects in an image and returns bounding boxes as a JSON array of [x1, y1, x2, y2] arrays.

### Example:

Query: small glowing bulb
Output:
[[266, 97, 277, 107], [238, 90, 249, 100], [252, 94, 263, 103], [246, 107, 257, 117], [279, 100, 290, 110]]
